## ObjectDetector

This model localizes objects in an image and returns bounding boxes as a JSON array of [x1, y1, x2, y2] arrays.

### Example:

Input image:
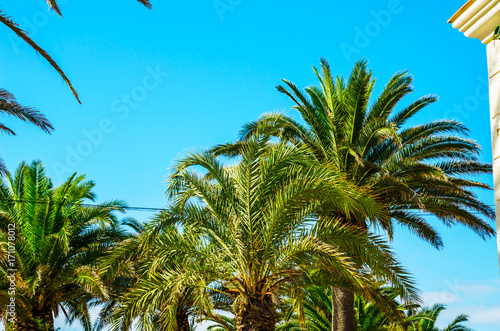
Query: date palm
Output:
[[213, 59, 495, 330], [0, 160, 127, 330], [118, 136, 419, 331]]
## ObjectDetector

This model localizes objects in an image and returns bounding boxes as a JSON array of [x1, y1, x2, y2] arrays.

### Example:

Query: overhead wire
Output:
[[0, 199, 495, 216]]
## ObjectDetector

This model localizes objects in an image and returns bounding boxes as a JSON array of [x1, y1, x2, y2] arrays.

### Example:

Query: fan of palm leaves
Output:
[[103, 135, 420, 331]]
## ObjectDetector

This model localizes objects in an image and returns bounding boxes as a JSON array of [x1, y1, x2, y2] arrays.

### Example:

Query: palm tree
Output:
[[406, 304, 473, 331], [277, 286, 397, 331], [0, 160, 128, 330], [0, 0, 152, 103], [277, 286, 334, 331], [206, 315, 235, 331], [213, 59, 495, 330], [277, 287, 473, 331], [114, 136, 419, 331], [92, 218, 146, 331]]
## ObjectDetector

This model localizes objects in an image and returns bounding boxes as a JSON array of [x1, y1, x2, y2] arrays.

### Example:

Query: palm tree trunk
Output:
[[13, 306, 54, 331], [176, 312, 190, 331], [331, 287, 355, 331], [233, 295, 276, 331]]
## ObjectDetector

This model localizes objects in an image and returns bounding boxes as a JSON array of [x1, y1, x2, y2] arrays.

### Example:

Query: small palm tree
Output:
[[0, 160, 128, 330], [277, 286, 333, 331], [406, 304, 473, 331], [278, 286, 404, 331], [115, 136, 419, 331], [206, 315, 235, 331]]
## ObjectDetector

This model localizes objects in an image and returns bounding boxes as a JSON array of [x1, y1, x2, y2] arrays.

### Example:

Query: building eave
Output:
[[449, 0, 500, 44]]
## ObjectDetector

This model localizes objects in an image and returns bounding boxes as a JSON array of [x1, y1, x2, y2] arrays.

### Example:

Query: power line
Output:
[[1, 199, 167, 213], [0, 199, 495, 216]]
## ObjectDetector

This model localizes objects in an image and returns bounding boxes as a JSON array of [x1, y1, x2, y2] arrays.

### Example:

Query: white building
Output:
[[449, 0, 500, 271]]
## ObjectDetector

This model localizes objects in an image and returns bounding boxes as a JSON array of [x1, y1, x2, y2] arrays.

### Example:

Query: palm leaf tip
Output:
[[45, 0, 62, 16], [137, 0, 153, 9]]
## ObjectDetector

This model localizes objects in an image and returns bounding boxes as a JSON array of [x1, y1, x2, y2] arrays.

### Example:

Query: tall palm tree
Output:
[[0, 160, 128, 330], [0, 0, 152, 103], [114, 136, 419, 331], [213, 59, 495, 330]]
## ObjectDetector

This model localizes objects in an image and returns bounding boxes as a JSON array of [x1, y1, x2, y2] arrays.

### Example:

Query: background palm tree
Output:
[[0, 160, 128, 330], [406, 304, 473, 331], [126, 136, 419, 331], [206, 315, 235, 331], [277, 287, 473, 331], [213, 59, 495, 330], [91, 218, 145, 331]]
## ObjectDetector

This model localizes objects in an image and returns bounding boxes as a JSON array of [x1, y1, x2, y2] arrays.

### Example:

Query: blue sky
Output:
[[1, 0, 499, 330]]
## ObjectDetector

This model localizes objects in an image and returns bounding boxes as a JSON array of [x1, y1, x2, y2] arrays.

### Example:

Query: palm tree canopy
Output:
[[99, 220, 210, 331], [0, 160, 128, 330], [213, 59, 495, 249], [111, 135, 419, 331]]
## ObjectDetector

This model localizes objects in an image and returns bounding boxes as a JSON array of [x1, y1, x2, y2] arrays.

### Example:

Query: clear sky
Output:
[[1, 0, 499, 330]]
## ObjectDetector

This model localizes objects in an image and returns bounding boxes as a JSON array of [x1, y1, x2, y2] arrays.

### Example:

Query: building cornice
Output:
[[449, 0, 500, 44]]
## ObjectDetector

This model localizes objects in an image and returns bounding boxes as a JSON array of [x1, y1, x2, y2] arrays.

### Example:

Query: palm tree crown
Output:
[[0, 160, 128, 330], [216, 58, 495, 248], [115, 136, 420, 331]]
